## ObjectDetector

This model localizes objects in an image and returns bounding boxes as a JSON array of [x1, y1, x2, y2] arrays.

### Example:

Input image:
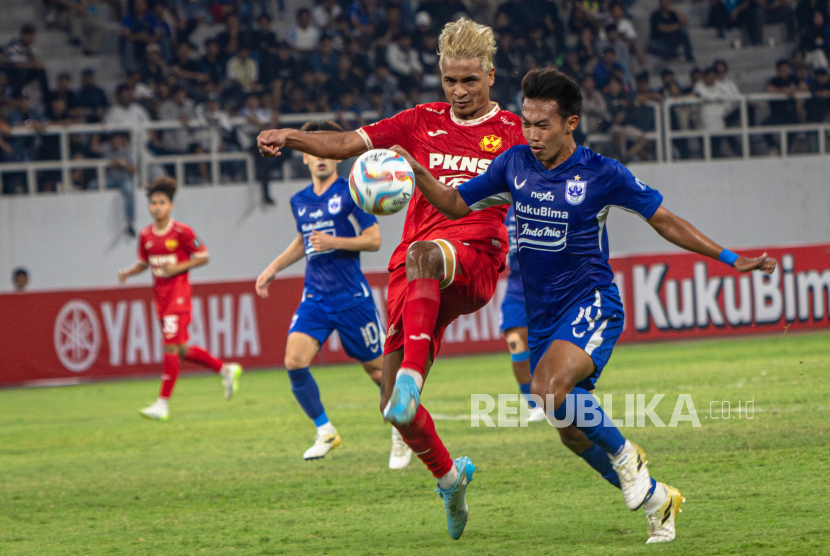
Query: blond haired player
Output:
[[258, 19, 524, 539]]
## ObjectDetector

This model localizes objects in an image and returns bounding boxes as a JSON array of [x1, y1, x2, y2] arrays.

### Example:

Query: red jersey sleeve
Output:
[[137, 231, 149, 263], [180, 226, 208, 257], [357, 107, 419, 152]]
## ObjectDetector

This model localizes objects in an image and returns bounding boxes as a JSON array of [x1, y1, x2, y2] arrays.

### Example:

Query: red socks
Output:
[[401, 278, 441, 375], [159, 353, 180, 399], [395, 405, 453, 478], [184, 345, 223, 372]]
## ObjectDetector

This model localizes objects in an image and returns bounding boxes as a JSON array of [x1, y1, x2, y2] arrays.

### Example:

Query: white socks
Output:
[[317, 422, 336, 436], [437, 465, 458, 489], [643, 482, 668, 513], [157, 398, 169, 408], [396, 368, 424, 390]]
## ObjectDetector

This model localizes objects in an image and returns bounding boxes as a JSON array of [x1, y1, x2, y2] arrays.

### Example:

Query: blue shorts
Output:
[[499, 292, 527, 333], [527, 285, 624, 392], [289, 298, 385, 362]]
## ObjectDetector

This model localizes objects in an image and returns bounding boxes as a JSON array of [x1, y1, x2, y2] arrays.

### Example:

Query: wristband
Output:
[[718, 249, 739, 267]]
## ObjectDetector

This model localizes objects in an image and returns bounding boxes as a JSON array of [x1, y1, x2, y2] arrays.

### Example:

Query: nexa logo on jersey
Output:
[[310, 209, 324, 219], [428, 154, 492, 173], [530, 191, 555, 202]]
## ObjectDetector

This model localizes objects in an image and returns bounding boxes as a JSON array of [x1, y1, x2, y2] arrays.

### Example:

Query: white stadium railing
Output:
[[2, 95, 828, 194]]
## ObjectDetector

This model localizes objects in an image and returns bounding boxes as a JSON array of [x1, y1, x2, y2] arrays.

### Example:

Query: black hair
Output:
[[521, 68, 582, 120], [300, 120, 344, 132], [147, 176, 177, 200], [116, 83, 131, 95], [776, 58, 791, 67], [13, 267, 27, 278]]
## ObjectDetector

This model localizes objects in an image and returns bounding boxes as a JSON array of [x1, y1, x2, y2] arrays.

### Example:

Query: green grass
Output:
[[1, 332, 829, 555]]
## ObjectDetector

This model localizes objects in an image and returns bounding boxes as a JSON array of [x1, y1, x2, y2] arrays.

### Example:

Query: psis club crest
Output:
[[479, 135, 502, 153], [565, 177, 586, 205]]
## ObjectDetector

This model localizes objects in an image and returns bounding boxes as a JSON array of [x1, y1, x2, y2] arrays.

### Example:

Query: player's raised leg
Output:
[[362, 355, 412, 469], [284, 331, 341, 461], [382, 241, 444, 426], [179, 340, 242, 400]]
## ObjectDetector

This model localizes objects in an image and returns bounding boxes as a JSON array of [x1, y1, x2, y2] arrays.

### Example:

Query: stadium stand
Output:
[[1, 0, 829, 201]]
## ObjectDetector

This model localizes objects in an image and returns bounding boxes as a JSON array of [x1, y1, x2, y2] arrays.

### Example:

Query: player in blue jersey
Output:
[[501, 206, 546, 422], [256, 121, 412, 468], [392, 68, 776, 543]]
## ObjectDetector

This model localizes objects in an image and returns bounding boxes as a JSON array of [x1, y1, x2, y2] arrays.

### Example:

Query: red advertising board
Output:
[[2, 243, 828, 387]]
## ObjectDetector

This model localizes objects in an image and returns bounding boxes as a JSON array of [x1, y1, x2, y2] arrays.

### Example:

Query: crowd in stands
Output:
[[2, 0, 830, 200]]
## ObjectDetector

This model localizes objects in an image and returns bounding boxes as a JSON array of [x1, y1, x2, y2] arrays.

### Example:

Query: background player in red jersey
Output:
[[118, 177, 242, 421], [257, 19, 524, 538]]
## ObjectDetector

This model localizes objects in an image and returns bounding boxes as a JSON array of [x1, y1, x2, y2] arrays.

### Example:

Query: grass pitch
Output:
[[1, 332, 829, 555]]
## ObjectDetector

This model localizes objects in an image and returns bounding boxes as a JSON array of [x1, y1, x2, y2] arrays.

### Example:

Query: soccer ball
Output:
[[348, 149, 415, 215]]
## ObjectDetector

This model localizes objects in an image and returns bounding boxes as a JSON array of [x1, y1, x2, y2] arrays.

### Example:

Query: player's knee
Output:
[[530, 373, 570, 411], [405, 241, 444, 280], [177, 344, 189, 358], [504, 330, 527, 353], [284, 354, 308, 370], [163, 344, 177, 355]]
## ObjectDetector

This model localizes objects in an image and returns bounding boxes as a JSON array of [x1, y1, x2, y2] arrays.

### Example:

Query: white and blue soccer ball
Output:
[[348, 149, 415, 216]]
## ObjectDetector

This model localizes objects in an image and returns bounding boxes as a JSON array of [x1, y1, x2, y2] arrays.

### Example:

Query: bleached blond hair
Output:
[[438, 18, 497, 73]]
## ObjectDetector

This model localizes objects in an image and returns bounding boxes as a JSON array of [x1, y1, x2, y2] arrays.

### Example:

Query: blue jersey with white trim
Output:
[[458, 145, 662, 335], [504, 206, 524, 299], [290, 177, 378, 312]]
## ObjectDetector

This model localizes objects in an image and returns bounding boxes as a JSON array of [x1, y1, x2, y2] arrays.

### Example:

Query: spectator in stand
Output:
[[92, 133, 137, 236], [525, 26, 558, 67], [766, 59, 800, 128], [227, 46, 261, 94], [334, 90, 366, 130], [313, 0, 344, 29], [48, 73, 80, 119], [326, 55, 363, 102], [763, 0, 797, 41], [594, 47, 628, 90], [239, 92, 280, 202], [798, 11, 830, 69], [348, 0, 382, 45], [493, 29, 523, 102], [55, 0, 110, 55], [5, 24, 50, 100], [416, 32, 441, 95], [310, 36, 340, 78], [152, 2, 176, 61], [609, 3, 646, 68], [694, 66, 741, 156], [714, 59, 745, 126], [707, 0, 764, 46], [143, 43, 170, 86], [386, 34, 422, 92], [12, 268, 28, 291], [77, 68, 108, 123], [580, 74, 611, 134], [648, 0, 695, 62], [251, 14, 278, 56], [200, 39, 229, 89], [217, 14, 253, 57], [158, 86, 196, 155], [795, 0, 829, 33], [599, 24, 634, 85], [260, 41, 299, 102], [688, 67, 704, 92], [287, 8, 322, 57], [6, 91, 47, 162], [121, 0, 163, 72], [365, 63, 400, 101], [575, 27, 599, 68], [605, 76, 648, 162], [807, 66, 830, 120], [419, 0, 469, 30], [172, 42, 209, 92], [105, 83, 158, 154]]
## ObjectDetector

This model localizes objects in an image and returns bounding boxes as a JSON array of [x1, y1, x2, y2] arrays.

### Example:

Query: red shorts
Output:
[[384, 239, 503, 356], [160, 312, 190, 345]]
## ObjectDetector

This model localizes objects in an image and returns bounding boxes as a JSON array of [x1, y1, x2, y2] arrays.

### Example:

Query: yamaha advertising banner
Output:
[[1, 243, 828, 387]]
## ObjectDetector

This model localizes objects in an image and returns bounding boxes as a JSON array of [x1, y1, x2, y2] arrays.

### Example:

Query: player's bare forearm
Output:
[[257, 128, 367, 160], [119, 261, 148, 282], [327, 224, 381, 252], [164, 256, 209, 278], [272, 235, 306, 274], [389, 146, 471, 220], [648, 206, 777, 273]]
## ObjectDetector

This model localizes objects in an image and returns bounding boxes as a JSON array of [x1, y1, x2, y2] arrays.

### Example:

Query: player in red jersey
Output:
[[258, 19, 523, 538], [118, 177, 242, 421]]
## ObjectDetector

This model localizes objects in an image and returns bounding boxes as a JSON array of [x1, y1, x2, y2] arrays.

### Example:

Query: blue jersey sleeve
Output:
[[349, 196, 378, 230], [609, 162, 663, 220], [457, 150, 513, 211]]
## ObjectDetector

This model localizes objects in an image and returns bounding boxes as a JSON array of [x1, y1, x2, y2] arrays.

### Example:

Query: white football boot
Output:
[[220, 363, 243, 400], [303, 429, 342, 461], [139, 399, 169, 421], [646, 484, 685, 543], [612, 440, 653, 510], [389, 427, 413, 469]]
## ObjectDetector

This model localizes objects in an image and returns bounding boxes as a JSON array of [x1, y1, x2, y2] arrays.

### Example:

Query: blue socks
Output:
[[578, 444, 621, 489], [287, 367, 327, 425], [551, 387, 626, 455]]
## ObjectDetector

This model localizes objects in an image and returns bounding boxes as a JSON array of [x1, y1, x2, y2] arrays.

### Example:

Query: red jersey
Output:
[[137, 220, 208, 316], [357, 102, 525, 271]]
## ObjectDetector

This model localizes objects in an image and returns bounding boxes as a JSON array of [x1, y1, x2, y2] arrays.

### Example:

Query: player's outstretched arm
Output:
[[309, 223, 381, 253], [255, 235, 305, 298], [389, 146, 471, 220], [118, 261, 148, 283], [648, 206, 777, 273], [257, 128, 368, 160]]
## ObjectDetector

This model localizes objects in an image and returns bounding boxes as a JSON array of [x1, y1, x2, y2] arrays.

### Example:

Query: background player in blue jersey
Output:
[[501, 206, 545, 422], [256, 121, 411, 468], [393, 68, 776, 544]]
